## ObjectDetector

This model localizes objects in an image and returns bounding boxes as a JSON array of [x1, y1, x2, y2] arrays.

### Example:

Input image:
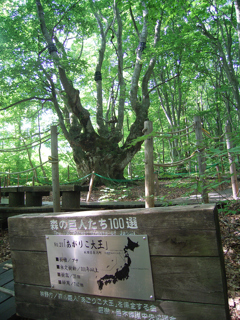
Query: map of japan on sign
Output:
[[46, 235, 155, 301]]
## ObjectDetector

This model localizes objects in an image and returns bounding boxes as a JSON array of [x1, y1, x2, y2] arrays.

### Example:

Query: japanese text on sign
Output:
[[46, 235, 154, 301], [39, 289, 176, 319], [49, 216, 138, 234]]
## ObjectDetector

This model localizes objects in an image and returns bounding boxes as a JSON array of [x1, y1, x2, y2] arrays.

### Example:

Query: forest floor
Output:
[[0, 179, 239, 319]]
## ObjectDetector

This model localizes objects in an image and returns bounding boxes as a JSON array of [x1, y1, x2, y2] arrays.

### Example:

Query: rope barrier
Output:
[[62, 173, 93, 185], [93, 173, 144, 183], [153, 149, 200, 168], [0, 135, 51, 152], [155, 124, 194, 136], [63, 173, 144, 184], [0, 119, 231, 188], [0, 167, 145, 186], [152, 120, 227, 172], [0, 161, 49, 175], [0, 128, 52, 142], [201, 128, 224, 140], [154, 129, 195, 139]]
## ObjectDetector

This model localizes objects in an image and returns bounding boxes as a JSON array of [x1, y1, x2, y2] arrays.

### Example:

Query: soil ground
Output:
[[0, 179, 239, 319]]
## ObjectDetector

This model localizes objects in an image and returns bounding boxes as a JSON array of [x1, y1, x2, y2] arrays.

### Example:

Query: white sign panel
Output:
[[46, 235, 155, 301]]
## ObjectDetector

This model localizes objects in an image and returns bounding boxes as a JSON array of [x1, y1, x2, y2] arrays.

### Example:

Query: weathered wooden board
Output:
[[8, 206, 219, 255], [14, 283, 228, 320], [8, 204, 230, 320], [9, 228, 219, 256], [11, 251, 224, 305]]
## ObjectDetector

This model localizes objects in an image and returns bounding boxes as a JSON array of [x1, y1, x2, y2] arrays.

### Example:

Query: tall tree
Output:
[[1, 0, 164, 182], [192, 0, 240, 118]]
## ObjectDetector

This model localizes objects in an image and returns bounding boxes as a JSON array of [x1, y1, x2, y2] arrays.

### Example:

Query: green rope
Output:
[[206, 163, 220, 169], [62, 173, 92, 185], [161, 172, 195, 177], [1, 163, 223, 188], [93, 173, 144, 183], [24, 172, 144, 186]]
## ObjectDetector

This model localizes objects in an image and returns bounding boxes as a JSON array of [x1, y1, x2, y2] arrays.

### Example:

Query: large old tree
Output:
[[1, 0, 163, 180]]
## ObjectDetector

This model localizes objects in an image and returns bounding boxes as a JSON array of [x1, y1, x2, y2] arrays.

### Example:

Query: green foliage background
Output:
[[0, 0, 240, 186]]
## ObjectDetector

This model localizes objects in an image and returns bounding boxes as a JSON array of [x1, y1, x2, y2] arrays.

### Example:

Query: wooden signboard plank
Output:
[[8, 204, 218, 229], [8, 204, 230, 320], [9, 229, 219, 256], [11, 251, 224, 305], [11, 251, 50, 287], [14, 283, 228, 320], [9, 205, 218, 254], [15, 301, 228, 320], [151, 257, 224, 305], [158, 301, 228, 320]]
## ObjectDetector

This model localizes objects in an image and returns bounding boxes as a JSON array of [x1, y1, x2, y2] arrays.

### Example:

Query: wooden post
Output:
[[162, 139, 164, 164], [225, 121, 239, 199], [51, 125, 61, 212], [194, 116, 209, 203], [221, 156, 224, 174], [144, 121, 154, 208], [32, 175, 35, 186], [8, 169, 10, 187], [67, 165, 70, 181], [216, 165, 222, 190], [86, 171, 95, 202], [128, 162, 132, 180], [154, 171, 159, 196]]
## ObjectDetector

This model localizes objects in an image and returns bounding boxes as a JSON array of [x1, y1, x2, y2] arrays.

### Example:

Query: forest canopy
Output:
[[0, 0, 240, 184]]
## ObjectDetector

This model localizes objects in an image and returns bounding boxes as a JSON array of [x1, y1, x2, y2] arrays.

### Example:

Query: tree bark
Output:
[[144, 121, 154, 208]]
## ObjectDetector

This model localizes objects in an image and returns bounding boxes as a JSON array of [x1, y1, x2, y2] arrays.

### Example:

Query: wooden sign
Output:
[[8, 204, 230, 320]]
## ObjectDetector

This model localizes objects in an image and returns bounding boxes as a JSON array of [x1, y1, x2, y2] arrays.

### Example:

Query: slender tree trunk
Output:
[[234, 0, 240, 60], [194, 116, 209, 203], [225, 121, 239, 199], [144, 121, 154, 208], [37, 112, 48, 182]]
